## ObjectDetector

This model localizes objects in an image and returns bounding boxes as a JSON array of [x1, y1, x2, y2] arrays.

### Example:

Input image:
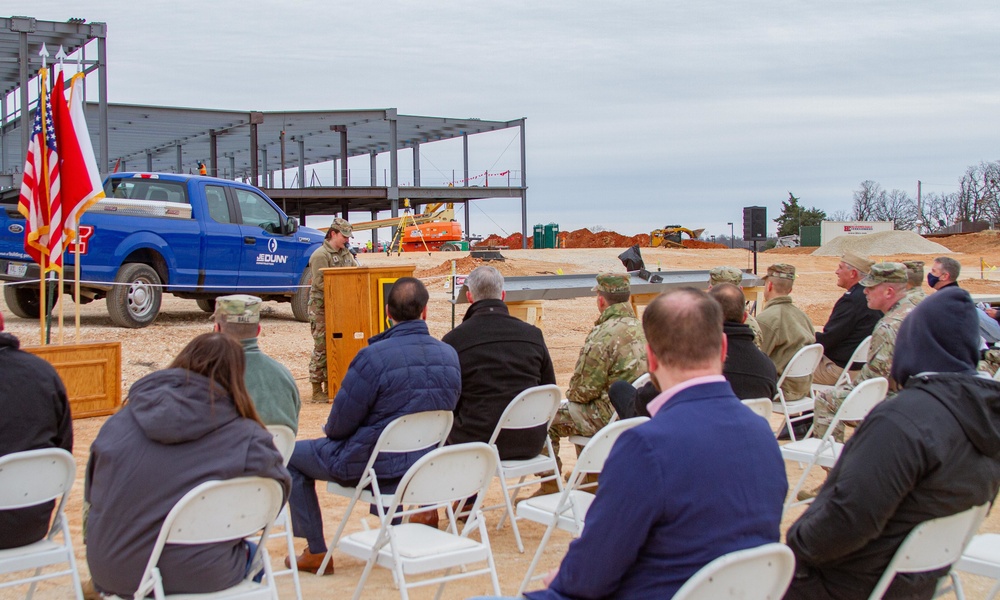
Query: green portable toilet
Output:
[[543, 223, 560, 249], [800, 225, 821, 247], [533, 224, 544, 249]]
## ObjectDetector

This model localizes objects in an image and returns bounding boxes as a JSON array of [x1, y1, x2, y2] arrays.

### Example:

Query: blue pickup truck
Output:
[[0, 173, 325, 328]]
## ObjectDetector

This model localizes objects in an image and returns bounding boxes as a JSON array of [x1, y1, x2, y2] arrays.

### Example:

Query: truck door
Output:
[[197, 183, 242, 290], [233, 187, 309, 291]]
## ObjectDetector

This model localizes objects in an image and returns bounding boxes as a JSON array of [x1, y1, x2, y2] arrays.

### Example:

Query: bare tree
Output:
[[957, 161, 1000, 224], [917, 192, 960, 232], [827, 209, 853, 222], [852, 180, 882, 221]]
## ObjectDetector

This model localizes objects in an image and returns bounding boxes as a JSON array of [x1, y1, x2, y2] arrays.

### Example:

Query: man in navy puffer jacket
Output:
[[285, 277, 461, 574]]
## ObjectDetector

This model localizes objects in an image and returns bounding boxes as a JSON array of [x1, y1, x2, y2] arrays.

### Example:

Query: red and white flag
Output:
[[17, 68, 60, 271], [52, 71, 105, 252]]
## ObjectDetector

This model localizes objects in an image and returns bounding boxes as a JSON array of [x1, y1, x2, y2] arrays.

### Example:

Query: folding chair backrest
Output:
[[777, 343, 824, 384], [632, 373, 652, 388], [868, 503, 990, 600], [741, 398, 773, 420], [374, 410, 453, 455], [673, 543, 795, 600], [836, 335, 872, 387], [395, 443, 498, 507], [266, 425, 296, 467], [0, 448, 75, 510], [572, 417, 649, 476], [159, 477, 285, 546], [488, 385, 562, 443], [832, 377, 888, 425]]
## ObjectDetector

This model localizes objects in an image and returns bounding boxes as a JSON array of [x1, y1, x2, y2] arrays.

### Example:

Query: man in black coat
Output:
[[785, 287, 1000, 600], [443, 266, 556, 459], [709, 284, 778, 400], [813, 252, 883, 385], [0, 310, 73, 549]]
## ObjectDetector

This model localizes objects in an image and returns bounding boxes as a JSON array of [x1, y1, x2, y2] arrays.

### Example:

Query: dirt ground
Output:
[[4, 237, 1000, 599]]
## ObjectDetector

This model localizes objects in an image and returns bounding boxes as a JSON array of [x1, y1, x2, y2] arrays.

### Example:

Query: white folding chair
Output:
[[868, 503, 990, 600], [948, 532, 1000, 600], [264, 425, 301, 600], [782, 377, 888, 513], [773, 343, 824, 442], [475, 384, 563, 553], [339, 443, 501, 600], [741, 398, 773, 420], [812, 335, 872, 395], [672, 542, 795, 600], [517, 417, 649, 595], [568, 372, 650, 447], [318, 410, 454, 575], [0, 448, 83, 600], [129, 477, 285, 600]]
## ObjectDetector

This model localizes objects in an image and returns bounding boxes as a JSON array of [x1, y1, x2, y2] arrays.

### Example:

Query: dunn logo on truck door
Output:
[[256, 238, 288, 265]]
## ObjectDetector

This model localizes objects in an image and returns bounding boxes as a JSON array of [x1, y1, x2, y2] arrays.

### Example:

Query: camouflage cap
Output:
[[214, 294, 262, 324], [903, 260, 925, 278], [709, 266, 744, 286], [592, 272, 631, 294], [762, 263, 796, 281], [841, 251, 874, 274], [329, 217, 353, 238], [859, 262, 908, 287]]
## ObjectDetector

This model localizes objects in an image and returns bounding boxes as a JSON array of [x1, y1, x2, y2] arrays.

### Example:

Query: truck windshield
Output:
[[104, 180, 188, 204]]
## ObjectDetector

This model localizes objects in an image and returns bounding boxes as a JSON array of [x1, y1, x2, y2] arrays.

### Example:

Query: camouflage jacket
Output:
[[309, 241, 358, 297], [746, 313, 764, 349], [842, 293, 924, 395], [566, 302, 648, 407], [902, 287, 927, 310]]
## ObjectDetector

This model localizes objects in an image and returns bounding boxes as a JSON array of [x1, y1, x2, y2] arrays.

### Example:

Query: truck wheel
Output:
[[108, 263, 162, 328], [3, 284, 57, 319], [196, 298, 216, 313], [291, 269, 310, 322], [440, 243, 459, 252]]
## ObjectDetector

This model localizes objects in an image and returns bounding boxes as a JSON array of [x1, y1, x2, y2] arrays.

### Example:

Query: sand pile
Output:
[[812, 230, 951, 256], [931, 230, 1000, 254]]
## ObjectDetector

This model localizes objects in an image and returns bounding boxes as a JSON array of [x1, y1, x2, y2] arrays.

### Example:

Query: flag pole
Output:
[[38, 58, 49, 346], [55, 48, 66, 344], [74, 222, 81, 343]]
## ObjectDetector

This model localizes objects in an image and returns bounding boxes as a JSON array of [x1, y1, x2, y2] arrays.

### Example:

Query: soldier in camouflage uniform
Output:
[[708, 266, 763, 348], [902, 260, 927, 310], [547, 273, 647, 476], [813, 263, 923, 441], [757, 264, 815, 403], [308, 217, 358, 402]]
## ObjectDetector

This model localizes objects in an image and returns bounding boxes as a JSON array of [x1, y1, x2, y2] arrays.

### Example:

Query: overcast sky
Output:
[[8, 1, 1000, 239]]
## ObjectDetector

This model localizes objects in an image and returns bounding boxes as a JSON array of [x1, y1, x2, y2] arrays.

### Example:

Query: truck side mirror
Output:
[[284, 216, 299, 235]]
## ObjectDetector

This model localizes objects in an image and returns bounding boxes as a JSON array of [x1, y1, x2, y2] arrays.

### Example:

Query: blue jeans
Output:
[[287, 440, 400, 554]]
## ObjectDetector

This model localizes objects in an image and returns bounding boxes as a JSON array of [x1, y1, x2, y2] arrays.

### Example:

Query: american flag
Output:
[[17, 72, 61, 272]]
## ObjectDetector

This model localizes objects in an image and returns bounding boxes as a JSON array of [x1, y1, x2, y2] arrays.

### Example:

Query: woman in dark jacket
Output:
[[85, 333, 291, 597]]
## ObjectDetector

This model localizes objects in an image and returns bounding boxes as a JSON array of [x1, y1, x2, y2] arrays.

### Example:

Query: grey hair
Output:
[[934, 256, 961, 281], [466, 266, 504, 300]]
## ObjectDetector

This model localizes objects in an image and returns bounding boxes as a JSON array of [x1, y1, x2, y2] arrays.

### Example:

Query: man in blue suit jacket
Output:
[[526, 287, 788, 599]]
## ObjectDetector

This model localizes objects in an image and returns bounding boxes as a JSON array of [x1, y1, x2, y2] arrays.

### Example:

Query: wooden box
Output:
[[321, 265, 416, 396], [24, 341, 122, 419]]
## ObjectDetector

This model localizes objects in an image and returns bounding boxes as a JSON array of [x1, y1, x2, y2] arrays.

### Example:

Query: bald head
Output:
[[709, 283, 746, 324], [643, 287, 724, 371]]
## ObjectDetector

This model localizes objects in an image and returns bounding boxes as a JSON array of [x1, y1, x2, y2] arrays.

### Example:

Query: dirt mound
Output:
[[415, 257, 528, 278], [682, 239, 727, 249], [932, 230, 1000, 254], [476, 233, 525, 248], [812, 230, 950, 256]]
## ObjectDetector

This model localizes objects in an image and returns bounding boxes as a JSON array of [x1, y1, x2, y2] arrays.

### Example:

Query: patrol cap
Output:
[[709, 266, 744, 286], [761, 263, 796, 281], [329, 217, 353, 238], [592, 272, 631, 294], [903, 260, 925, 278], [841, 251, 874, 274], [214, 294, 262, 324], [859, 262, 908, 287]]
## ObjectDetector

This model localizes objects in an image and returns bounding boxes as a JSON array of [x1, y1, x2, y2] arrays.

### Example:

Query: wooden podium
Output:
[[322, 265, 416, 396], [25, 341, 122, 419]]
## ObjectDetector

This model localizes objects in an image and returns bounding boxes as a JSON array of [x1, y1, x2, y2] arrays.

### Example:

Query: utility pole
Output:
[[916, 180, 923, 234]]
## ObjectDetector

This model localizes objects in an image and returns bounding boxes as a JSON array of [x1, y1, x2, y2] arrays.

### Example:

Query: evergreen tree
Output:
[[774, 193, 826, 236]]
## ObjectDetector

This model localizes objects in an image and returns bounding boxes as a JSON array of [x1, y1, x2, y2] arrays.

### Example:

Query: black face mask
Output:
[[927, 273, 940, 288]]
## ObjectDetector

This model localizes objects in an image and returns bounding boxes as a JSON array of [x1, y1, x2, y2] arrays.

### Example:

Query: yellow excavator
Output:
[[650, 225, 705, 248]]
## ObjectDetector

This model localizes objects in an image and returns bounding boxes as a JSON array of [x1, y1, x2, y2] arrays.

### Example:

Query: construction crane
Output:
[[340, 200, 468, 253]]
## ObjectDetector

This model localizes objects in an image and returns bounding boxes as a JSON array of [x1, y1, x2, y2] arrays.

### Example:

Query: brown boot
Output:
[[284, 548, 335, 575], [310, 382, 327, 403], [528, 477, 562, 499], [407, 508, 440, 528]]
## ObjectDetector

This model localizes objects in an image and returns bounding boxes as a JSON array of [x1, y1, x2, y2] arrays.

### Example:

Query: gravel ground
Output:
[[3, 243, 1000, 598]]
